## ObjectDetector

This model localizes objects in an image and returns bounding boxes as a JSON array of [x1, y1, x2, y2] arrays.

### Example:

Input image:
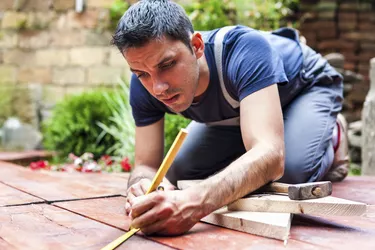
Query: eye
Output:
[[136, 72, 149, 79], [160, 61, 175, 69]]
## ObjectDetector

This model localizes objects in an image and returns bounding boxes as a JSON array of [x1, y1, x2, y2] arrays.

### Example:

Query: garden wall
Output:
[[298, 0, 375, 122], [0, 0, 132, 127]]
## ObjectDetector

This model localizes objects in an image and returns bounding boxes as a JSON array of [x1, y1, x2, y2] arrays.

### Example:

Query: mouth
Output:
[[161, 94, 179, 105]]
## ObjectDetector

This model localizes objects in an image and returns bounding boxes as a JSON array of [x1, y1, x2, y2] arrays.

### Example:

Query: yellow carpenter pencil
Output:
[[101, 128, 188, 250]]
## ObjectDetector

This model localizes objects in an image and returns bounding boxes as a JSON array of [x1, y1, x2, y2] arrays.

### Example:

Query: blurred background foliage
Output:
[[2, 0, 300, 166], [42, 89, 119, 160], [110, 0, 300, 32]]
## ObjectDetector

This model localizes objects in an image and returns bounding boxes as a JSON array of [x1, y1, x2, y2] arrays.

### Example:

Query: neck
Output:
[[194, 54, 210, 102]]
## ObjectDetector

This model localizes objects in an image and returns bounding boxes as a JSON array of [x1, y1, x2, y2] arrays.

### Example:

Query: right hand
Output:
[[125, 178, 175, 216]]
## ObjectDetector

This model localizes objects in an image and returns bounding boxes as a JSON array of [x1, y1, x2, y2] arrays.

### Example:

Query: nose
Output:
[[153, 77, 169, 96]]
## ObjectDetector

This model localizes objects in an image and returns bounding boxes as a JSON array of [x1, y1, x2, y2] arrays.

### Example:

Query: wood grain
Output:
[[228, 194, 367, 216], [201, 207, 292, 241], [177, 180, 292, 240]]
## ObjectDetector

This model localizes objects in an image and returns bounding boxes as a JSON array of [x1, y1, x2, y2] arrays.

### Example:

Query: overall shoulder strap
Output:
[[213, 26, 240, 109]]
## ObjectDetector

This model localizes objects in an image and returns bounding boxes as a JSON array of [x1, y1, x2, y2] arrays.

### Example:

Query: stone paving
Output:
[[1, 160, 375, 249]]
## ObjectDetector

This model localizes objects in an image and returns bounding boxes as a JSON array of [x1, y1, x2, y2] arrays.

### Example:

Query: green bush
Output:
[[234, 0, 299, 30], [97, 78, 135, 164], [183, 0, 299, 31], [42, 90, 117, 159], [109, 0, 129, 30], [184, 0, 237, 30], [164, 114, 191, 154]]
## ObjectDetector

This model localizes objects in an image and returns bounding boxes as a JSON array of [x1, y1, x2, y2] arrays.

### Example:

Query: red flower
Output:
[[101, 155, 113, 166], [121, 157, 131, 172], [30, 161, 50, 170]]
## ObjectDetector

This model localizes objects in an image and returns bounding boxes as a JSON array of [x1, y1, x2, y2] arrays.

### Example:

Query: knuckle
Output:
[[153, 193, 165, 203], [163, 203, 174, 214], [128, 185, 137, 193]]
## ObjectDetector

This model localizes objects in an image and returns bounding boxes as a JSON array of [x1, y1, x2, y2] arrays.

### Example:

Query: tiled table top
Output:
[[1, 160, 374, 250]]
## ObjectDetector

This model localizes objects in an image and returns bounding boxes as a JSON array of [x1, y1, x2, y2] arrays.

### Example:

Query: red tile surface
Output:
[[0, 151, 54, 166], [291, 214, 375, 249], [332, 176, 375, 205], [0, 204, 172, 250], [0, 161, 128, 201], [0, 182, 43, 206], [56, 197, 316, 250], [2, 160, 375, 250]]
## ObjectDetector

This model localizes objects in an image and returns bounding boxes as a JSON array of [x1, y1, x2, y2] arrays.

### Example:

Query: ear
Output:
[[191, 32, 205, 59]]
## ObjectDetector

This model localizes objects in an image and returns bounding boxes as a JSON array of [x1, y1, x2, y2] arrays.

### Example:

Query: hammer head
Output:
[[288, 181, 332, 200]]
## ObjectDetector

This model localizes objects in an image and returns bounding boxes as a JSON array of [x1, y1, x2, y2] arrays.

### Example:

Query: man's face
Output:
[[123, 36, 202, 113]]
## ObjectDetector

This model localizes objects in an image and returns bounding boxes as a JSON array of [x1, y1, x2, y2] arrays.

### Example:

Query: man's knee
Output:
[[279, 154, 313, 184]]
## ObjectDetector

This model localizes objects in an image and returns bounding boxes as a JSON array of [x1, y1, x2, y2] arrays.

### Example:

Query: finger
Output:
[[131, 193, 156, 218], [129, 184, 145, 197], [139, 179, 151, 193], [132, 192, 163, 218], [140, 219, 168, 235], [125, 202, 131, 215], [132, 201, 173, 229], [127, 192, 136, 206], [131, 209, 161, 229]]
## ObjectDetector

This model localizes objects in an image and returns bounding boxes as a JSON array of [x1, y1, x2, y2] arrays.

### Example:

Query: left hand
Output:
[[130, 189, 202, 236]]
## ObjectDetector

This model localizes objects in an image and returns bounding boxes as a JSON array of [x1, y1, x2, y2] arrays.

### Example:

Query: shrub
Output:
[[183, 0, 299, 31], [42, 90, 116, 159], [97, 78, 135, 164], [234, 0, 299, 30], [164, 114, 191, 154], [184, 0, 237, 30], [109, 0, 129, 30]]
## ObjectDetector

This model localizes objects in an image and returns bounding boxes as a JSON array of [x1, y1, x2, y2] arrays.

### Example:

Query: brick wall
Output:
[[0, 0, 130, 108], [298, 0, 375, 122]]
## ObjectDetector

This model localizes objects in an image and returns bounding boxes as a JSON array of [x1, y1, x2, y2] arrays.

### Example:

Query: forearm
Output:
[[187, 144, 284, 217]]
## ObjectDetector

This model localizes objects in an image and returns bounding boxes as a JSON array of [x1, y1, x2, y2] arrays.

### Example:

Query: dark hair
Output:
[[112, 0, 194, 53]]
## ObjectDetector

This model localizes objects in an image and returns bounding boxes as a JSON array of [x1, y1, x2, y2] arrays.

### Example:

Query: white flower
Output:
[[74, 158, 83, 166]]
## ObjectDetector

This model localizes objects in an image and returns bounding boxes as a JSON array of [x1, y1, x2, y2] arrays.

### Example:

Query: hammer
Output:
[[258, 181, 332, 200]]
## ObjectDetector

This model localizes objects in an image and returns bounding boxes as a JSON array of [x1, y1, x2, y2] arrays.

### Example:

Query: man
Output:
[[112, 0, 349, 236]]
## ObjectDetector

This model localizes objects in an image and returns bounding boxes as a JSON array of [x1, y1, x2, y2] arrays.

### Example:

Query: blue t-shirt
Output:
[[130, 25, 341, 126]]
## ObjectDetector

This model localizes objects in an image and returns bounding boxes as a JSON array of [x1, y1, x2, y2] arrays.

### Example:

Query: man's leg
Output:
[[166, 122, 245, 186], [279, 79, 345, 184]]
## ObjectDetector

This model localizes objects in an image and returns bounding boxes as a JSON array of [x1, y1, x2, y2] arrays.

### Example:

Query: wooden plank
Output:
[[201, 207, 292, 241], [228, 194, 367, 216], [55, 197, 312, 250], [178, 180, 292, 240], [0, 161, 128, 201], [0, 204, 171, 250], [0, 182, 43, 206]]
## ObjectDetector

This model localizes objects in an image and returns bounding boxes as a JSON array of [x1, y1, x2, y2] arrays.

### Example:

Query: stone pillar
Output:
[[362, 58, 375, 175]]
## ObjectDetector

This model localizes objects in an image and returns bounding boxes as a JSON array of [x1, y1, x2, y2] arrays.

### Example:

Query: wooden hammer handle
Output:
[[260, 182, 289, 194]]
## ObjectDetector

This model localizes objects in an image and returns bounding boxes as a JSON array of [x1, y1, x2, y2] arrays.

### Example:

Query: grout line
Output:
[[4, 201, 47, 207], [53, 203, 181, 250], [48, 194, 124, 204], [1, 179, 127, 207]]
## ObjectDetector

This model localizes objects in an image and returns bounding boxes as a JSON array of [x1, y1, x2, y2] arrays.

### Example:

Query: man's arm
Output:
[[129, 84, 285, 235], [187, 84, 285, 216], [128, 118, 165, 188]]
